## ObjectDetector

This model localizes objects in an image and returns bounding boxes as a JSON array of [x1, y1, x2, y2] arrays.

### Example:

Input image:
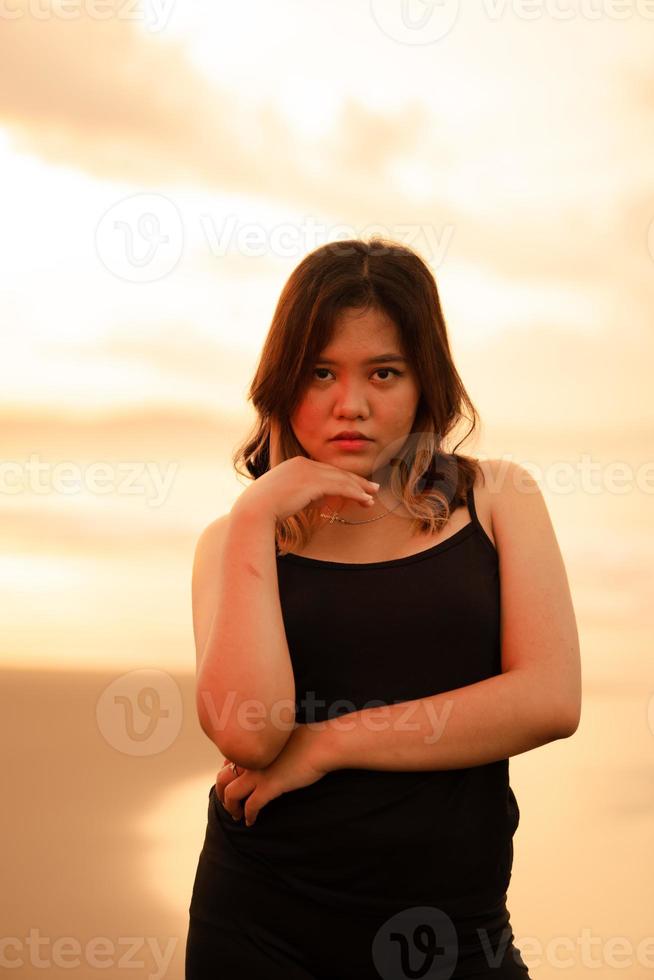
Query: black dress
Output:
[[186, 484, 532, 979]]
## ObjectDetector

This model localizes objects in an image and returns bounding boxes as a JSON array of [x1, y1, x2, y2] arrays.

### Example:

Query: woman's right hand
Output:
[[233, 420, 380, 523]]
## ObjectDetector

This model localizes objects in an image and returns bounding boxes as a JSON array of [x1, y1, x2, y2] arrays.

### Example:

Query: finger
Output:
[[223, 781, 248, 821], [243, 792, 261, 827], [216, 767, 237, 808], [244, 779, 281, 827], [216, 768, 237, 806], [217, 759, 229, 790]]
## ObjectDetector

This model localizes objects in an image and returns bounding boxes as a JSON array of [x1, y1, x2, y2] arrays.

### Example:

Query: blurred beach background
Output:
[[1, 1, 653, 977]]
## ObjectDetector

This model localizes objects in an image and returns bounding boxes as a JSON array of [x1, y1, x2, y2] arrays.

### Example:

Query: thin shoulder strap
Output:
[[465, 481, 497, 554], [465, 482, 482, 530]]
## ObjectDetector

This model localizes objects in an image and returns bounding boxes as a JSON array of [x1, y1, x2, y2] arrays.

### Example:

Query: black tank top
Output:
[[211, 483, 520, 922]]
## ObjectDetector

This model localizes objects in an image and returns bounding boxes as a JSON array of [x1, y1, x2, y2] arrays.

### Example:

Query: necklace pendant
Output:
[[329, 511, 340, 525]]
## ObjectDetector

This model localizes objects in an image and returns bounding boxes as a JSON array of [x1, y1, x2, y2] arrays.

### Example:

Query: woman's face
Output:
[[289, 306, 421, 505]]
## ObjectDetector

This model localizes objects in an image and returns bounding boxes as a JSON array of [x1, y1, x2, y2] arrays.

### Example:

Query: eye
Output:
[[312, 368, 404, 382]]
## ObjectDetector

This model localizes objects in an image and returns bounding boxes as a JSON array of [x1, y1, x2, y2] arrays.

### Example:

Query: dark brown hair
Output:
[[232, 236, 484, 554]]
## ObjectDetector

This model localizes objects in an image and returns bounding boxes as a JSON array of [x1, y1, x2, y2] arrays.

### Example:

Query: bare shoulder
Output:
[[481, 457, 547, 532], [480, 456, 554, 553]]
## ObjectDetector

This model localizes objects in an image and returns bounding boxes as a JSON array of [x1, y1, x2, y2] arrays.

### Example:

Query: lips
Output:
[[331, 433, 371, 440]]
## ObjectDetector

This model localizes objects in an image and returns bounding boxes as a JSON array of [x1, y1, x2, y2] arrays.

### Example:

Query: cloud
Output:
[[0, 2, 293, 189], [2, 0, 653, 338], [461, 320, 654, 432], [42, 321, 258, 389], [0, 3, 427, 198]]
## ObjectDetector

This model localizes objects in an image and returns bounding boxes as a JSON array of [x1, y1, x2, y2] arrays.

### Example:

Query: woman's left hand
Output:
[[215, 723, 332, 827]]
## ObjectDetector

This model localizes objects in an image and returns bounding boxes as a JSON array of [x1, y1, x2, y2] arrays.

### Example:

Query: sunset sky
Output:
[[1, 1, 652, 676], [1, 1, 652, 426]]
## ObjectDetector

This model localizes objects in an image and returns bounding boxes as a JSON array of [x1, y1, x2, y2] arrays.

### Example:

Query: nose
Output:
[[331, 380, 370, 418]]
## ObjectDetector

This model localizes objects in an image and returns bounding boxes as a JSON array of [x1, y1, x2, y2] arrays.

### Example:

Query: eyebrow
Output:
[[315, 353, 408, 365]]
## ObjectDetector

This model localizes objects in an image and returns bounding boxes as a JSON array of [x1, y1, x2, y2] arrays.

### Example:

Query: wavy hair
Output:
[[232, 236, 485, 555]]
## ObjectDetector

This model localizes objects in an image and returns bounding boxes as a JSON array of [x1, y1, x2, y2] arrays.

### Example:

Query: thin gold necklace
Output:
[[319, 491, 403, 525]]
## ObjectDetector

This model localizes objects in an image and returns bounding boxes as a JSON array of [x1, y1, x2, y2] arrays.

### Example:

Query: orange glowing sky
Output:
[[1, 1, 652, 428], [1, 0, 652, 675]]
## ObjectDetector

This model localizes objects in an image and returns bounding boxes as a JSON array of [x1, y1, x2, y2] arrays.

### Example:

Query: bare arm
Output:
[[193, 502, 296, 769], [309, 458, 582, 772], [310, 671, 574, 773]]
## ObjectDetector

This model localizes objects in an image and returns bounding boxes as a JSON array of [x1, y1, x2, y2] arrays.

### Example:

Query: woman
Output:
[[185, 237, 581, 979]]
